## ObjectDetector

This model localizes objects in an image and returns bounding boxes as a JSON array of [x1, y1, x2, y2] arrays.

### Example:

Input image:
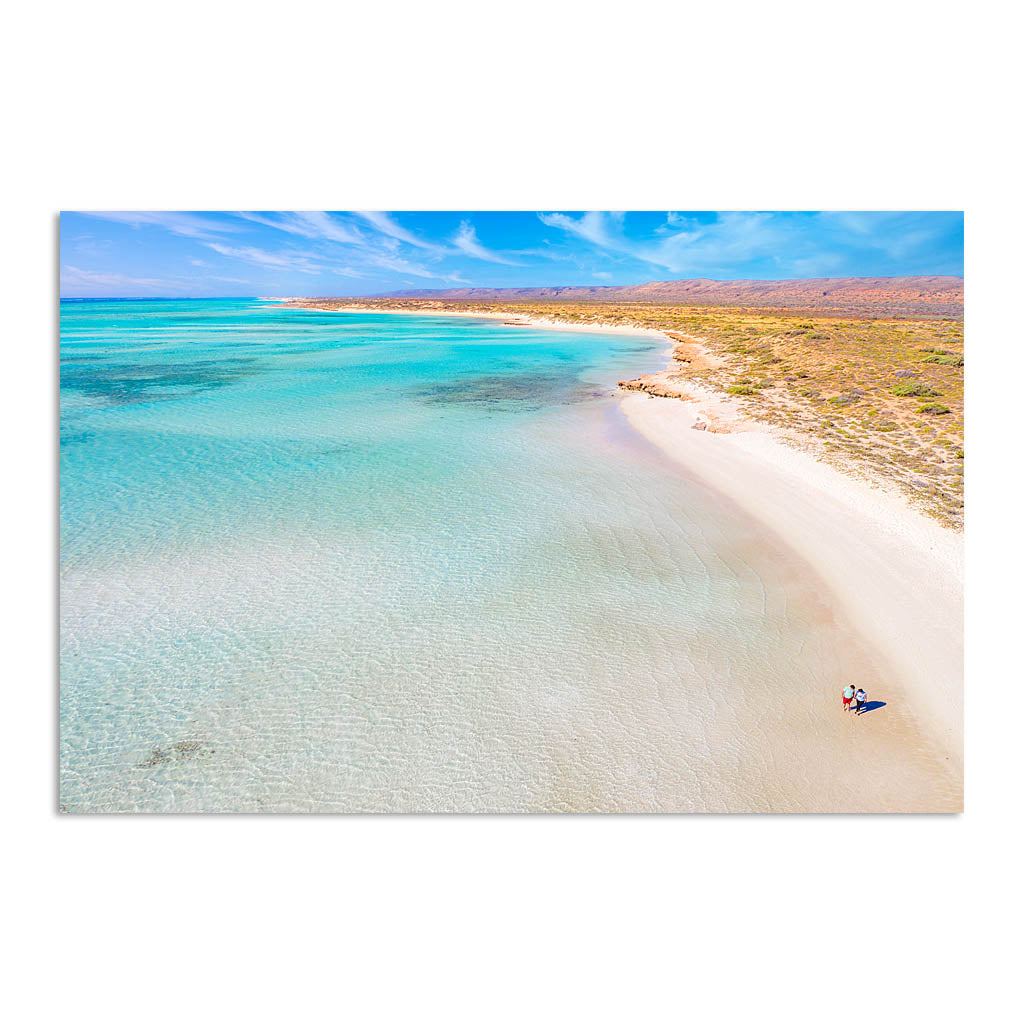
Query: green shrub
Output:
[[918, 403, 951, 415], [922, 353, 964, 366], [726, 385, 755, 396], [893, 382, 941, 397]]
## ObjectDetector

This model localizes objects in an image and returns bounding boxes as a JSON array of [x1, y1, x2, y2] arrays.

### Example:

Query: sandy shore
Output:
[[274, 300, 672, 341], [282, 301, 964, 807]]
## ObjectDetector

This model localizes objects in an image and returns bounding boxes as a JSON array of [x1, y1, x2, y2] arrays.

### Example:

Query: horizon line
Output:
[[60, 271, 966, 302]]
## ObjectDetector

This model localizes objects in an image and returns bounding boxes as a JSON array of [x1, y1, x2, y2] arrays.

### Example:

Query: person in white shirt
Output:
[[853, 688, 868, 714]]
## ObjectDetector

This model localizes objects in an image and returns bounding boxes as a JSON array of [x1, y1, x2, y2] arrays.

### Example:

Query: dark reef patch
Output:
[[136, 740, 215, 768], [59, 427, 95, 447], [60, 357, 263, 406], [415, 369, 601, 412]]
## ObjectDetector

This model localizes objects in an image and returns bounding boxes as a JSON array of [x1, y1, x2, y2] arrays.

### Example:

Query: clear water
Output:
[[59, 299, 946, 812]]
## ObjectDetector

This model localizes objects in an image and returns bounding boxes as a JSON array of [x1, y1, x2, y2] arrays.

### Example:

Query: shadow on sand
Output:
[[857, 700, 887, 715]]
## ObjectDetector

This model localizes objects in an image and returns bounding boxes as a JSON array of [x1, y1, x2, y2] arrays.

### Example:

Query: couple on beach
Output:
[[843, 685, 869, 715]]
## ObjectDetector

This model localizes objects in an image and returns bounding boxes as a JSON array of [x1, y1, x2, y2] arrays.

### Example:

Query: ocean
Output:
[[60, 298, 885, 811]]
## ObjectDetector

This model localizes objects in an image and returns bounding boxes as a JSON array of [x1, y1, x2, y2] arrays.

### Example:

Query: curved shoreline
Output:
[[280, 301, 964, 799]]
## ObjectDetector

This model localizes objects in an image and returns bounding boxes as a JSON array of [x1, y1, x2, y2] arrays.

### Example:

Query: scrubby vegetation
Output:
[[893, 382, 942, 397]]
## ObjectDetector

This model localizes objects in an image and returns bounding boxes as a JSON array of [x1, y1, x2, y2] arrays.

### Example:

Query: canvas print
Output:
[[59, 211, 964, 812]]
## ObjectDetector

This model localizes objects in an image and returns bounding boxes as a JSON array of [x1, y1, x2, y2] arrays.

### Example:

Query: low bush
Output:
[[918, 402, 951, 415], [893, 382, 941, 397]]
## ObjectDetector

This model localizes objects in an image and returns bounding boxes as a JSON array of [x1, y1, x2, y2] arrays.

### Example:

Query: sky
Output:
[[59, 211, 964, 298]]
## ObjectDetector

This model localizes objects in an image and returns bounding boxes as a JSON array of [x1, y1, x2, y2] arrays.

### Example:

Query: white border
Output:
[[7, 3, 1018, 1021]]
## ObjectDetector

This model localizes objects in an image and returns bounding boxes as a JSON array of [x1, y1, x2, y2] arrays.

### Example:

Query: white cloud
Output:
[[355, 211, 444, 252], [452, 220, 520, 264], [231, 211, 450, 280], [293, 211, 363, 244], [365, 252, 452, 280], [235, 211, 364, 245], [79, 211, 236, 240], [61, 265, 179, 292], [537, 211, 625, 251], [538, 211, 789, 276], [815, 212, 949, 263], [204, 242, 325, 274]]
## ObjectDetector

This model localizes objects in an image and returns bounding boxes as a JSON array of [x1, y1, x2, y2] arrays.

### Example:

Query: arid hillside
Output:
[[371, 276, 963, 318]]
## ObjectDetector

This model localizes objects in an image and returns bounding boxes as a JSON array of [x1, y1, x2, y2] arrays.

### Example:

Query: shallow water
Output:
[[59, 300, 952, 811]]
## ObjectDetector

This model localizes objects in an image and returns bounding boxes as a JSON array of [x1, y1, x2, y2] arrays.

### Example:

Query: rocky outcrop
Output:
[[618, 373, 690, 399]]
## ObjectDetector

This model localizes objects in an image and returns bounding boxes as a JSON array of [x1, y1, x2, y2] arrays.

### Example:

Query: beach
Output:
[[60, 299, 962, 811], [283, 302, 965, 808]]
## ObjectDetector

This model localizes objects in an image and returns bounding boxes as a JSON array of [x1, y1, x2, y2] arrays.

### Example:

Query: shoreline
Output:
[[280, 300, 964, 791], [274, 300, 671, 341]]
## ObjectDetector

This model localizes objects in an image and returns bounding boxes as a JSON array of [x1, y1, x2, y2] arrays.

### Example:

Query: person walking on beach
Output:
[[843, 684, 855, 712], [853, 688, 868, 714]]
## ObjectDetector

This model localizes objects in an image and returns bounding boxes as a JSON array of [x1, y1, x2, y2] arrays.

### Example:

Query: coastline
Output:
[[274, 300, 671, 341], [280, 301, 964, 796]]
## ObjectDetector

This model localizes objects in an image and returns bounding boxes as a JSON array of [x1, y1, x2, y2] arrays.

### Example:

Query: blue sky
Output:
[[59, 211, 964, 297]]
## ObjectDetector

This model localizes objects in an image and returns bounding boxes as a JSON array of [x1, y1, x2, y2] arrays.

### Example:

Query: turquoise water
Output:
[[60, 299, 870, 812]]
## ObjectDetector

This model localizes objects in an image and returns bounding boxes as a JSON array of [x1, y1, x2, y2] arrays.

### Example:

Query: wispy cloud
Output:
[[235, 211, 364, 245], [650, 212, 785, 275], [204, 242, 326, 274], [364, 252, 457, 281], [814, 212, 952, 263], [78, 211, 237, 240], [233, 211, 455, 280], [355, 212, 444, 252], [538, 211, 790, 276], [61, 265, 180, 291], [294, 211, 363, 244], [452, 220, 520, 264], [90, 209, 478, 285], [538, 211, 625, 251]]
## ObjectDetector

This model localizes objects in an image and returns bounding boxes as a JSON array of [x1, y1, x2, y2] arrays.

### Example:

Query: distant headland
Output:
[[340, 275, 964, 319]]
